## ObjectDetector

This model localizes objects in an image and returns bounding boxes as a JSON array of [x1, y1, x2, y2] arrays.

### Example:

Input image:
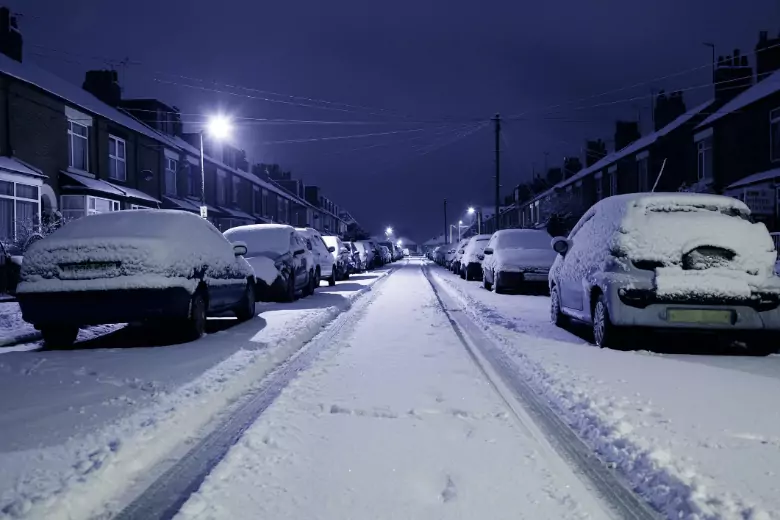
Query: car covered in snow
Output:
[[296, 227, 337, 286], [459, 234, 492, 280], [322, 235, 351, 280], [481, 229, 556, 293], [344, 241, 364, 272], [355, 240, 377, 270], [17, 210, 256, 347], [224, 224, 316, 302], [378, 245, 392, 265], [450, 238, 471, 274], [548, 193, 780, 353]]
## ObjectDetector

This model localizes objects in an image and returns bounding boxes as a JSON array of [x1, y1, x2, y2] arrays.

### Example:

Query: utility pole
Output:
[[492, 113, 501, 231], [443, 198, 448, 245]]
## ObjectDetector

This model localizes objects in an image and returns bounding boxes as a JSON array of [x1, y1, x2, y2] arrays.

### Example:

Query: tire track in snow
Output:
[[113, 268, 398, 520], [421, 264, 661, 520]]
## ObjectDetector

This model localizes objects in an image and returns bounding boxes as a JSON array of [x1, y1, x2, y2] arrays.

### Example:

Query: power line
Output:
[[256, 126, 452, 145], [324, 123, 478, 156]]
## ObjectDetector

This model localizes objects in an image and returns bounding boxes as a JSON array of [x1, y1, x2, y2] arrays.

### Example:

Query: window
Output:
[[231, 176, 240, 205], [609, 170, 618, 196], [262, 189, 270, 217], [68, 120, 89, 171], [188, 163, 199, 197], [60, 195, 119, 221], [108, 135, 126, 181], [165, 157, 178, 196], [216, 171, 227, 205], [771, 108, 780, 163], [129, 204, 146, 210], [0, 180, 40, 242], [253, 186, 261, 214], [637, 156, 649, 192], [697, 136, 713, 181]]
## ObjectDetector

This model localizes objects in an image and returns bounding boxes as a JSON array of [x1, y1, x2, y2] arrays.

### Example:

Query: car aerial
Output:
[[17, 210, 256, 347], [223, 224, 316, 302], [296, 227, 337, 286], [548, 193, 780, 354], [459, 234, 492, 280], [481, 229, 556, 294], [450, 238, 470, 274], [322, 235, 351, 281]]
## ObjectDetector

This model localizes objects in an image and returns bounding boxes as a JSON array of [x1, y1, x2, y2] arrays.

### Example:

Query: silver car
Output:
[[548, 193, 780, 354]]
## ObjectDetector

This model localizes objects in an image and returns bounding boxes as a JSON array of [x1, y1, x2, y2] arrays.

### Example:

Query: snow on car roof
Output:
[[223, 224, 294, 256], [603, 192, 751, 215], [50, 209, 213, 240]]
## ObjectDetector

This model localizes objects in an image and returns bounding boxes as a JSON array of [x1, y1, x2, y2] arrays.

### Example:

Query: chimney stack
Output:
[[756, 30, 780, 82], [614, 121, 640, 151], [714, 49, 753, 103], [0, 7, 22, 62], [82, 70, 122, 107]]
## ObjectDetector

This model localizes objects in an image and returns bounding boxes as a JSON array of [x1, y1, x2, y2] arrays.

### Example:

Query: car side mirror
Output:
[[551, 237, 571, 255], [232, 241, 248, 257], [483, 248, 494, 255], [328, 246, 336, 253], [294, 248, 305, 256], [458, 249, 464, 254]]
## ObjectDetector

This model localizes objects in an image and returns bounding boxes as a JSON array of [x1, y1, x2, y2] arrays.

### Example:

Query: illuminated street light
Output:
[[467, 207, 475, 215], [396, 239, 402, 247], [386, 226, 393, 235], [199, 115, 233, 218]]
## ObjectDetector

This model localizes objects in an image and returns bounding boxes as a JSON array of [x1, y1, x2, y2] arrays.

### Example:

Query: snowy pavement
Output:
[[0, 268, 389, 519], [175, 260, 616, 520], [431, 265, 780, 519]]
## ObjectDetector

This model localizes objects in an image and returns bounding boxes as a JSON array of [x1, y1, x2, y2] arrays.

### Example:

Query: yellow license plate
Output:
[[667, 309, 734, 325]]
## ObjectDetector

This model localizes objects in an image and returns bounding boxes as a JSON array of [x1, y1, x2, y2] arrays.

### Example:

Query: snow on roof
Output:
[[0, 156, 45, 178], [698, 69, 780, 128], [105, 181, 161, 205], [0, 54, 176, 147], [61, 171, 126, 197], [726, 168, 780, 190]]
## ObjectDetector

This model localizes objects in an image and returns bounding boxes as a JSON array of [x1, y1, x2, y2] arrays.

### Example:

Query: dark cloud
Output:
[[9, 0, 780, 241]]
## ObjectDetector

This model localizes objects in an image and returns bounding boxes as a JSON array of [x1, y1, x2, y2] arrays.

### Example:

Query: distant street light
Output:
[[199, 115, 233, 218], [467, 207, 475, 215], [396, 239, 402, 247], [467, 206, 482, 234], [386, 226, 393, 235]]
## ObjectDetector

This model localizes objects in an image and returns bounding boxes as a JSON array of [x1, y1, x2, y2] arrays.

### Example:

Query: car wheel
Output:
[[307, 270, 317, 295], [550, 285, 566, 327], [482, 270, 492, 291], [235, 281, 256, 322], [314, 267, 321, 287], [328, 270, 336, 286], [281, 272, 295, 303], [41, 326, 79, 348], [182, 290, 207, 341], [493, 271, 504, 294], [592, 294, 623, 348]]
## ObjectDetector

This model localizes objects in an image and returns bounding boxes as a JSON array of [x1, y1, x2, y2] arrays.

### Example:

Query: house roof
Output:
[[0, 156, 45, 178], [726, 167, 780, 190], [60, 171, 126, 197], [521, 100, 714, 207], [105, 181, 161, 205], [698, 69, 780, 128]]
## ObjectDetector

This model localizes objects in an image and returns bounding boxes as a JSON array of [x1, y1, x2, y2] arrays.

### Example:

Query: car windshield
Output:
[[223, 226, 291, 255], [496, 230, 551, 249]]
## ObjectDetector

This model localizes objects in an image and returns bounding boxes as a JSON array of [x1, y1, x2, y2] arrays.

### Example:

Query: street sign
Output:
[[743, 188, 775, 216], [200, 205, 208, 218]]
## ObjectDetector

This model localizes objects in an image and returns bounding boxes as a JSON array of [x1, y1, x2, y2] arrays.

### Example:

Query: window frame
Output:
[[108, 135, 127, 181], [697, 136, 714, 182], [0, 177, 41, 242], [60, 194, 120, 222], [216, 171, 227, 206], [231, 175, 241, 205], [67, 120, 89, 172], [165, 157, 178, 196]]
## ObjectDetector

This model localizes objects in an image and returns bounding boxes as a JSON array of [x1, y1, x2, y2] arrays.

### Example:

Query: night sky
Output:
[[9, 0, 780, 242]]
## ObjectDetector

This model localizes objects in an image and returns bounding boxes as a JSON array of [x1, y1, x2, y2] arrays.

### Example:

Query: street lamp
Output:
[[199, 115, 233, 218], [467, 206, 482, 234], [386, 226, 393, 236], [396, 239, 402, 247]]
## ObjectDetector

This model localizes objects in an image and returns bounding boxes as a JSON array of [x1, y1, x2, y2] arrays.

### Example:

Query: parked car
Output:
[[17, 210, 256, 347], [224, 224, 316, 302], [482, 229, 556, 294], [345, 241, 364, 272], [356, 240, 378, 269], [297, 227, 337, 286], [451, 238, 470, 274], [548, 193, 780, 354], [459, 234, 492, 280], [322, 235, 352, 280], [403, 248, 410, 257], [433, 247, 446, 265], [444, 247, 457, 268], [378, 245, 392, 264], [378, 241, 396, 262]]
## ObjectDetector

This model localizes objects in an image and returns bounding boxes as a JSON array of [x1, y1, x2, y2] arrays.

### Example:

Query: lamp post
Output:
[[467, 206, 482, 234], [200, 115, 233, 219], [449, 222, 467, 244]]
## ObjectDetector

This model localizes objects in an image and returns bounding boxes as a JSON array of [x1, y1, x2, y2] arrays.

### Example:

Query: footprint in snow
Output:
[[440, 476, 457, 503]]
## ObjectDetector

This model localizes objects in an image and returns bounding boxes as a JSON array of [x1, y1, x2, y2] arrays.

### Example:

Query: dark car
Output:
[[17, 210, 256, 347], [224, 224, 316, 302]]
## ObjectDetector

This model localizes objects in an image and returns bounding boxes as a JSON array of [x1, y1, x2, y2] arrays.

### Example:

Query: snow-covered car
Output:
[[377, 241, 395, 262], [450, 238, 470, 274], [443, 247, 457, 268], [378, 245, 392, 264], [403, 248, 410, 257], [459, 234, 492, 280], [548, 193, 780, 353], [433, 246, 446, 265], [17, 210, 256, 347], [345, 241, 364, 272], [297, 227, 337, 286], [482, 229, 556, 294], [224, 224, 316, 302], [355, 240, 376, 269], [322, 235, 351, 280]]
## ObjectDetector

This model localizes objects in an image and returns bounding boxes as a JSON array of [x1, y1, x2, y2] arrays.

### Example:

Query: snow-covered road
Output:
[[174, 259, 620, 520]]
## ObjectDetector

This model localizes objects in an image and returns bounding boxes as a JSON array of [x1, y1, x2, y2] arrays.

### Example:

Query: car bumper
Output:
[[18, 287, 193, 327], [606, 285, 780, 331], [466, 262, 483, 278], [495, 270, 549, 288]]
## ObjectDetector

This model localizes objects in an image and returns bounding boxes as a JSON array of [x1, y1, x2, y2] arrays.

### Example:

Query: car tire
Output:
[[41, 326, 79, 348], [182, 290, 207, 342], [328, 271, 336, 286], [281, 272, 295, 303], [482, 270, 492, 291], [314, 267, 321, 287], [592, 294, 623, 348], [306, 270, 317, 296], [493, 271, 504, 294], [550, 285, 566, 327], [235, 281, 256, 322]]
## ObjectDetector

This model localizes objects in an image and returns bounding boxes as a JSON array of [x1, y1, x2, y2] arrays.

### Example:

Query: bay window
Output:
[[0, 179, 40, 242], [60, 195, 119, 221]]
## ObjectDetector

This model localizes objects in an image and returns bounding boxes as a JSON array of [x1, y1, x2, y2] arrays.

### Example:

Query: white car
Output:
[[296, 227, 337, 286], [355, 240, 376, 270], [451, 238, 471, 274], [481, 229, 556, 294], [322, 235, 352, 280], [459, 234, 492, 280], [17, 210, 256, 346], [224, 224, 317, 302], [549, 193, 780, 354]]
